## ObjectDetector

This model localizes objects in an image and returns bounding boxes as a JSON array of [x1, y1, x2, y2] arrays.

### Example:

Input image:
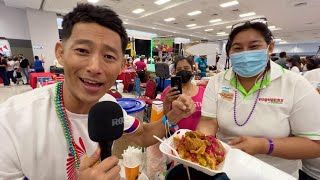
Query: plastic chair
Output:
[[107, 89, 123, 98]]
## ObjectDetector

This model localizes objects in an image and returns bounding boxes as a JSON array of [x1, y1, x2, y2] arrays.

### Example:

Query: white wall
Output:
[[26, 8, 60, 71], [274, 42, 320, 56], [0, 2, 30, 40]]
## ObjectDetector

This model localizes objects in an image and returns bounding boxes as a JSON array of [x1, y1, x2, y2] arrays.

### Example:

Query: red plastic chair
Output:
[[124, 72, 136, 92], [138, 80, 161, 105], [107, 89, 123, 98]]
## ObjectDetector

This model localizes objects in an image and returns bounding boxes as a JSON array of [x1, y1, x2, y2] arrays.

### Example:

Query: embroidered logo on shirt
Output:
[[219, 87, 234, 101], [258, 98, 284, 104]]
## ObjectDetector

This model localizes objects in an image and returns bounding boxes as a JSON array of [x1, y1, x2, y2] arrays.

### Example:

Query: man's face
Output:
[[55, 22, 124, 104]]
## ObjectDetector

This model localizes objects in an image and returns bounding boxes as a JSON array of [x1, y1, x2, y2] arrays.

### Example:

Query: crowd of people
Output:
[[0, 54, 45, 87]]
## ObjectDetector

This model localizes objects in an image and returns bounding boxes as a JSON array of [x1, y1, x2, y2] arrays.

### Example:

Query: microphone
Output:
[[88, 101, 124, 160]]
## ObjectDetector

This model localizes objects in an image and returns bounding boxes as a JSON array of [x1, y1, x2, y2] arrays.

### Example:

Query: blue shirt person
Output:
[[34, 56, 45, 72], [195, 55, 208, 77]]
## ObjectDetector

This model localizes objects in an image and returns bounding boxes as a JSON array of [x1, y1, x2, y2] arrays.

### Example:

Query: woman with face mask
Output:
[[160, 56, 205, 131], [197, 19, 320, 179]]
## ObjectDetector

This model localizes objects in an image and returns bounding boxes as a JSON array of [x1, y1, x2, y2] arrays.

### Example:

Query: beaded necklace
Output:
[[54, 81, 80, 169], [233, 71, 266, 126]]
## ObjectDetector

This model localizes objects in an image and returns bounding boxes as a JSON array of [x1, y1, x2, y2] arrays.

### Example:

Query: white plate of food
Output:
[[159, 129, 231, 176]]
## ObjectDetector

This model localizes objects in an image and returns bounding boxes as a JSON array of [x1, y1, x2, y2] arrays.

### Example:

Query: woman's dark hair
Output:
[[34, 56, 39, 60], [287, 55, 302, 71], [226, 22, 273, 55], [62, 3, 128, 54], [306, 57, 320, 70], [173, 56, 194, 70]]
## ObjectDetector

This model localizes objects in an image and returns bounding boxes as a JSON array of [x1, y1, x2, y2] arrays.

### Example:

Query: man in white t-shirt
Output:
[[0, 4, 195, 180], [6, 56, 16, 84]]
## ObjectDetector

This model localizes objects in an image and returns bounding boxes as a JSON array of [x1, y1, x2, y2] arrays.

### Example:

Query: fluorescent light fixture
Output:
[[205, 29, 214, 32], [239, 12, 256, 17], [186, 24, 197, 27], [269, 26, 282, 31], [164, 17, 175, 22], [188, 11, 202, 16], [220, 1, 239, 7], [274, 38, 282, 41], [154, 0, 171, 5], [226, 25, 232, 29], [279, 41, 288, 44], [209, 19, 222, 23], [217, 34, 229, 37], [132, 8, 145, 14], [87, 0, 99, 3], [152, 27, 156, 29], [217, 32, 227, 35], [271, 28, 282, 31]]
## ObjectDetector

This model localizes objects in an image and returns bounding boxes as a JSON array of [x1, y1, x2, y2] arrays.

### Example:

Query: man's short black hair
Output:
[[34, 56, 39, 59], [62, 3, 128, 54], [279, 52, 286, 58]]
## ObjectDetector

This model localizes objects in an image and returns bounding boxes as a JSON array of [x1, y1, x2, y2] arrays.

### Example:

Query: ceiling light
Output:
[[205, 29, 214, 32], [226, 25, 232, 29], [279, 41, 288, 44], [217, 32, 227, 35], [209, 19, 222, 23], [188, 11, 202, 16], [164, 17, 175, 22], [132, 8, 145, 14], [268, 26, 276, 29], [217, 34, 228, 37], [87, 0, 99, 3], [274, 38, 282, 41], [220, 1, 239, 8], [186, 24, 197, 27], [154, 0, 171, 5], [239, 12, 256, 17]]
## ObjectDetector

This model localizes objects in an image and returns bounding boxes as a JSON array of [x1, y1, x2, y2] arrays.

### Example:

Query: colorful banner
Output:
[[0, 39, 11, 56], [151, 37, 174, 52]]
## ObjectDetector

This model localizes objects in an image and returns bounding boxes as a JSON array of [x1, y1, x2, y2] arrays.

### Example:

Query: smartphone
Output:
[[171, 76, 182, 94]]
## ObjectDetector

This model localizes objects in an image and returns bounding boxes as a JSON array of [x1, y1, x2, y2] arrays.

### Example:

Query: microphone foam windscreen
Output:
[[88, 101, 124, 142]]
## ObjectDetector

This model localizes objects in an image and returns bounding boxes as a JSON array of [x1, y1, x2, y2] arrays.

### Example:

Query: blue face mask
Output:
[[230, 49, 268, 78]]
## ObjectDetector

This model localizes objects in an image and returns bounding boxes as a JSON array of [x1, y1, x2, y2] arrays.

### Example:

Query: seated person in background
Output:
[[161, 56, 205, 131], [286, 55, 302, 74], [275, 51, 287, 69], [34, 55, 45, 72], [134, 56, 147, 82], [124, 57, 133, 70]]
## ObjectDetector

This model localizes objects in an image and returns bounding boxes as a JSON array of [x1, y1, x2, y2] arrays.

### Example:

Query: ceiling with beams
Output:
[[3, 0, 320, 43]]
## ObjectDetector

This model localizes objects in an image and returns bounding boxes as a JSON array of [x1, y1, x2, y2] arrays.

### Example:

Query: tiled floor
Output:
[[0, 84, 137, 104]]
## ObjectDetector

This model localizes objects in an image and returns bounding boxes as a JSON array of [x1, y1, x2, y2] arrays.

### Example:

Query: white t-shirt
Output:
[[302, 68, 320, 179], [202, 61, 320, 178], [290, 66, 300, 74], [0, 84, 140, 180], [14, 61, 20, 69], [6, 60, 15, 71], [304, 68, 320, 88]]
